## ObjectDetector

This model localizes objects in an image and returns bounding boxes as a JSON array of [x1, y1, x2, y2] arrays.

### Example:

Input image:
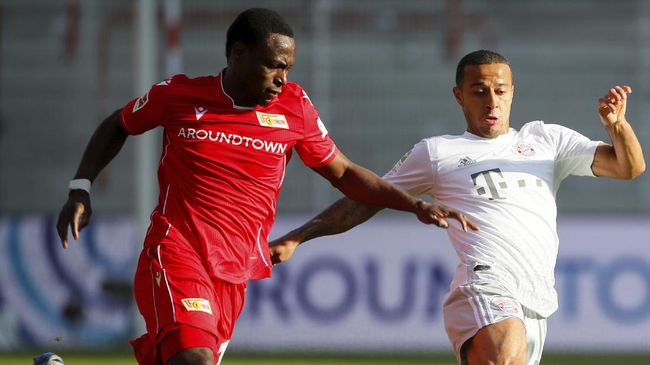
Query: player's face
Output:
[[453, 63, 514, 138], [231, 33, 296, 107]]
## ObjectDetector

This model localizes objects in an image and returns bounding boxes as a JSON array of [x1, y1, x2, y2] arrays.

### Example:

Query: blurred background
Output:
[[0, 0, 649, 363]]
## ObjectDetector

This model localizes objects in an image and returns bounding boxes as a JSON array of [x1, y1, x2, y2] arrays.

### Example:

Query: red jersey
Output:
[[120, 72, 338, 283]]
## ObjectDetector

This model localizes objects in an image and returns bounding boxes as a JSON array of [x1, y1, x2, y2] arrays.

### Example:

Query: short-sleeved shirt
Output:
[[383, 121, 600, 317], [120, 72, 338, 283]]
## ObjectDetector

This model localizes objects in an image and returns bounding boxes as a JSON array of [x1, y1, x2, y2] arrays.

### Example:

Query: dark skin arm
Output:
[[270, 152, 479, 264], [56, 109, 128, 248], [313, 152, 474, 226], [269, 197, 380, 264]]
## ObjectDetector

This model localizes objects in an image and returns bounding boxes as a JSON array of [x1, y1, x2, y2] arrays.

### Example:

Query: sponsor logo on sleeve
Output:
[[301, 90, 314, 105], [387, 151, 412, 175], [316, 117, 329, 138], [256, 112, 289, 129], [181, 298, 213, 315], [132, 92, 149, 113]]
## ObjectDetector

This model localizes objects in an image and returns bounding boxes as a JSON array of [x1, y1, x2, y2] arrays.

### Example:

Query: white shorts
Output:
[[443, 283, 547, 365]]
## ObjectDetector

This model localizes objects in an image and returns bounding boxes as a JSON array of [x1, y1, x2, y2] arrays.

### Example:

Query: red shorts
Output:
[[130, 240, 246, 365]]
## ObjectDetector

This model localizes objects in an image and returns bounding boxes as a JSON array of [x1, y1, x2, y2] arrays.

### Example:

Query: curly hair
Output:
[[226, 8, 294, 59]]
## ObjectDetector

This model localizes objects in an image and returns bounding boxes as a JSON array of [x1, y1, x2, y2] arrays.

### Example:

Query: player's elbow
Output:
[[618, 161, 645, 180], [629, 161, 646, 179]]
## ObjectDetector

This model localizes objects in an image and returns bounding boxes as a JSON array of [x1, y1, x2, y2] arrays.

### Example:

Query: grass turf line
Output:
[[1, 352, 648, 365]]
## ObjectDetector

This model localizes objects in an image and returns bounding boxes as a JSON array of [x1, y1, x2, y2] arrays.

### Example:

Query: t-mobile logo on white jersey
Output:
[[471, 168, 545, 200], [471, 168, 508, 200]]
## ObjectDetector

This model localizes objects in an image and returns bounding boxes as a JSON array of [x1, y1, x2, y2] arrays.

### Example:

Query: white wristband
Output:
[[68, 179, 92, 193]]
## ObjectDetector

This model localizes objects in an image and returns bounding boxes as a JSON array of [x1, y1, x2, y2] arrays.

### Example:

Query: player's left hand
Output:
[[598, 85, 631, 127], [269, 236, 301, 265], [415, 201, 479, 232], [56, 190, 92, 249]]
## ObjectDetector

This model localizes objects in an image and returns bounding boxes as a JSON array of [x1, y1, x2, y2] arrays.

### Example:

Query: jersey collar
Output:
[[463, 128, 516, 142]]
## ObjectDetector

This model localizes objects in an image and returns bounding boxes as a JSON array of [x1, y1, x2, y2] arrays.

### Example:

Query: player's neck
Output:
[[222, 68, 255, 107]]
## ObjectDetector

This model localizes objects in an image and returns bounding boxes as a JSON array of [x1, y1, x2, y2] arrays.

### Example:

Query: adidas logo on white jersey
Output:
[[457, 156, 477, 167]]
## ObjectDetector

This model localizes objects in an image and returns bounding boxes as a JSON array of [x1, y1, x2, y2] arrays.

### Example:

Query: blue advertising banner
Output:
[[0, 215, 648, 351], [0, 216, 137, 348]]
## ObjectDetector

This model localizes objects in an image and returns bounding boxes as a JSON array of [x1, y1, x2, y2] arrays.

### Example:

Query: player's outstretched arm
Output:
[[592, 85, 646, 179], [269, 152, 479, 265], [56, 109, 129, 249], [314, 152, 477, 228], [270, 197, 380, 264]]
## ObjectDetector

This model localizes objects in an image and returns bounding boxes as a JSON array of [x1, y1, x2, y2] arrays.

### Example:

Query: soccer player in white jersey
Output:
[[269, 50, 645, 365]]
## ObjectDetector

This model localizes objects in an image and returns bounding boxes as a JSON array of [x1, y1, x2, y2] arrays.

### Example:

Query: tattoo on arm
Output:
[[292, 197, 382, 243]]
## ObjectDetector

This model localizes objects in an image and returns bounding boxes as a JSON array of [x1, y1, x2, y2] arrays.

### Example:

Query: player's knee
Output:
[[465, 346, 526, 365], [463, 336, 527, 365], [167, 347, 214, 365], [486, 352, 526, 365]]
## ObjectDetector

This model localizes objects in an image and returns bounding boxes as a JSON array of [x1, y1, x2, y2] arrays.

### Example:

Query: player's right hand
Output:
[[269, 237, 301, 265], [414, 201, 479, 232], [56, 190, 92, 249], [598, 85, 631, 127]]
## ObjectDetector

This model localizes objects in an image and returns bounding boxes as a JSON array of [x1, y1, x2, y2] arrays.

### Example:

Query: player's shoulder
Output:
[[270, 82, 313, 117], [280, 82, 306, 98], [518, 120, 576, 138], [171, 74, 216, 87], [519, 120, 547, 133], [275, 82, 310, 106], [419, 132, 480, 160], [153, 74, 215, 90], [423, 132, 469, 146], [149, 74, 216, 101], [409, 134, 459, 160]]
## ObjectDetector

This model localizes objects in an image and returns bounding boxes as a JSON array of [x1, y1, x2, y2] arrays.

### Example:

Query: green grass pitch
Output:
[[2, 352, 649, 365]]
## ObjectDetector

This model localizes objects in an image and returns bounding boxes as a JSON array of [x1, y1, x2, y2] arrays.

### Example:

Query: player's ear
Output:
[[452, 86, 464, 107], [230, 41, 249, 63]]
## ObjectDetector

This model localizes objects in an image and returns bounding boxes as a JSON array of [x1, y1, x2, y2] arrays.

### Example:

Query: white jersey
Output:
[[384, 121, 600, 317]]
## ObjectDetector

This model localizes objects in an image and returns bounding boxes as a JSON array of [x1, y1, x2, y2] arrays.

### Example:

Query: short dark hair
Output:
[[455, 50, 510, 86], [226, 8, 294, 59]]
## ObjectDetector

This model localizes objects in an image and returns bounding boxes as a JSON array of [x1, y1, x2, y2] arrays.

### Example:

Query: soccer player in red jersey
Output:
[[56, 8, 477, 365]]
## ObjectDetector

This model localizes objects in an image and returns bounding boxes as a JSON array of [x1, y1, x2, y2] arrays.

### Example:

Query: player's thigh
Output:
[[133, 243, 217, 335], [443, 285, 528, 365], [157, 325, 219, 365], [463, 316, 527, 365], [133, 241, 224, 364], [167, 347, 214, 365]]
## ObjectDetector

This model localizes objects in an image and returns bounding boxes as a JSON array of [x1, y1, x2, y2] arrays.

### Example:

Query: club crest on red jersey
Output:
[[181, 298, 213, 315], [256, 112, 289, 129]]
